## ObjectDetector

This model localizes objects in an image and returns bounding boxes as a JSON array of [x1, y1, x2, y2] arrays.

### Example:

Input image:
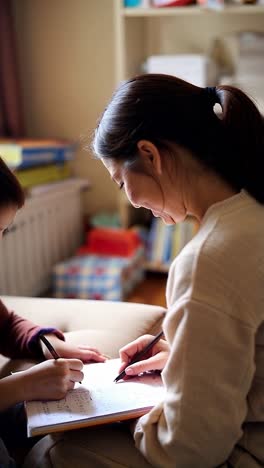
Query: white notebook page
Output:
[[26, 358, 164, 436]]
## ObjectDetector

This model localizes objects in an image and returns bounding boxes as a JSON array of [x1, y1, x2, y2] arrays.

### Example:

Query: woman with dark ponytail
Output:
[[28, 75, 264, 467]]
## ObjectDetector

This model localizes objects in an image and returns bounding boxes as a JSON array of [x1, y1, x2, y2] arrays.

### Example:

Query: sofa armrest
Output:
[[0, 296, 166, 376]]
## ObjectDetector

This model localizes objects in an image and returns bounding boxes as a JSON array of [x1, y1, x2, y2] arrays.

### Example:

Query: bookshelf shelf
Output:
[[144, 261, 170, 273], [122, 5, 203, 16], [122, 4, 264, 16]]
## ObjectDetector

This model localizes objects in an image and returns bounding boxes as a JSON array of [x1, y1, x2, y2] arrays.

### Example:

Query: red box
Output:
[[77, 228, 142, 257]]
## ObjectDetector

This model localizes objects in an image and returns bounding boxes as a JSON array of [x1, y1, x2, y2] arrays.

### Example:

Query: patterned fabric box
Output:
[[52, 248, 144, 301]]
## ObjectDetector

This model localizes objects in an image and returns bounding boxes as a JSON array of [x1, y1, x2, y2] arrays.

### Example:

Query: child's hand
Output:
[[41, 334, 107, 363], [119, 334, 169, 378], [19, 358, 83, 401]]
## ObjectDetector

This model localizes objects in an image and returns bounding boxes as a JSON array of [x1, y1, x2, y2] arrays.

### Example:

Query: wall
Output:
[[12, 0, 120, 216]]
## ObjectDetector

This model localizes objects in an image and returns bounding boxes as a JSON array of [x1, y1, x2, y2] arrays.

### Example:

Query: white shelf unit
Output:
[[114, 1, 264, 270], [114, 1, 264, 83]]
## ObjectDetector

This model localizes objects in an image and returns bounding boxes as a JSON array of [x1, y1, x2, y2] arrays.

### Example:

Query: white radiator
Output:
[[0, 179, 88, 296]]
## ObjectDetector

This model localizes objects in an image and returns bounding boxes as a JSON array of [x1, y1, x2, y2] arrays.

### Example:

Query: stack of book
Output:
[[0, 138, 77, 196], [146, 217, 199, 271]]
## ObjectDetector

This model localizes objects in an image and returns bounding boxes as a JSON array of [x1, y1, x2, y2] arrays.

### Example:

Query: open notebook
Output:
[[25, 358, 164, 437]]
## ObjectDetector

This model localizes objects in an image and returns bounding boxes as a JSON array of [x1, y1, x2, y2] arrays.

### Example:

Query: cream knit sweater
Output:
[[134, 190, 264, 467]]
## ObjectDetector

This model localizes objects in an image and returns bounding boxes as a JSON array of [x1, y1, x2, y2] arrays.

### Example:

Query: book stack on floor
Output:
[[0, 138, 77, 196], [146, 217, 199, 272], [53, 227, 145, 301]]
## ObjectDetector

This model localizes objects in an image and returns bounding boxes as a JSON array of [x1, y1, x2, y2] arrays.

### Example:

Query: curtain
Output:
[[0, 0, 24, 137]]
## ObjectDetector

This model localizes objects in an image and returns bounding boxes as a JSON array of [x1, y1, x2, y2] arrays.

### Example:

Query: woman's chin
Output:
[[161, 214, 175, 225], [152, 211, 176, 225]]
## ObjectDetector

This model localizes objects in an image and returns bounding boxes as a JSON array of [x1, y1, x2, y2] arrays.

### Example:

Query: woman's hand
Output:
[[41, 334, 106, 363], [119, 334, 169, 378]]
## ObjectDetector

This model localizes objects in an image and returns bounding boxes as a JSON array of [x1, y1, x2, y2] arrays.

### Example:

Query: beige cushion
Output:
[[0, 296, 166, 376]]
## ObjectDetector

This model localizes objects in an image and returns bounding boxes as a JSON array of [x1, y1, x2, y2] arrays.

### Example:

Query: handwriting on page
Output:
[[27, 388, 95, 428]]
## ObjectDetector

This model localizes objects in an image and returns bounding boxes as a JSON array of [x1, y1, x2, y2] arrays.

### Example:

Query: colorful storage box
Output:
[[52, 248, 145, 301]]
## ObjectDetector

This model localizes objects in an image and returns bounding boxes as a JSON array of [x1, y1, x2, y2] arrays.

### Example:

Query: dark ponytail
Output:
[[93, 74, 264, 204], [216, 85, 264, 203], [0, 157, 25, 208]]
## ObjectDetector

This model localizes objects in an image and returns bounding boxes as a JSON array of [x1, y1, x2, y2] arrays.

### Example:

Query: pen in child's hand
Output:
[[114, 330, 164, 383], [39, 335, 60, 359], [39, 335, 82, 384]]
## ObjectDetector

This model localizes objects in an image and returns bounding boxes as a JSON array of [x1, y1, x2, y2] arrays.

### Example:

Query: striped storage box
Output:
[[52, 248, 144, 301]]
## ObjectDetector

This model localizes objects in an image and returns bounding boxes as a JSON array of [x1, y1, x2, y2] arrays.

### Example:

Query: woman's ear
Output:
[[137, 140, 162, 175]]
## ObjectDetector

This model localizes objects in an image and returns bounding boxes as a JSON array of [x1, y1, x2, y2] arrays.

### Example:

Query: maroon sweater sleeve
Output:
[[0, 299, 64, 359]]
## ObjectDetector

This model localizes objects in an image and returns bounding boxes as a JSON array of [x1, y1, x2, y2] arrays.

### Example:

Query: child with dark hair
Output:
[[0, 158, 105, 467], [24, 75, 264, 467]]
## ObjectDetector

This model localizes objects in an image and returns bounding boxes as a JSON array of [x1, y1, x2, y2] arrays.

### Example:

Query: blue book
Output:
[[146, 217, 158, 261], [0, 138, 77, 169], [162, 225, 174, 265]]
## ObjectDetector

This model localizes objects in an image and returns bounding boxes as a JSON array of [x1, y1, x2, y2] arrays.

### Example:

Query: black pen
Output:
[[39, 335, 82, 384], [114, 330, 164, 383], [39, 335, 60, 359]]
